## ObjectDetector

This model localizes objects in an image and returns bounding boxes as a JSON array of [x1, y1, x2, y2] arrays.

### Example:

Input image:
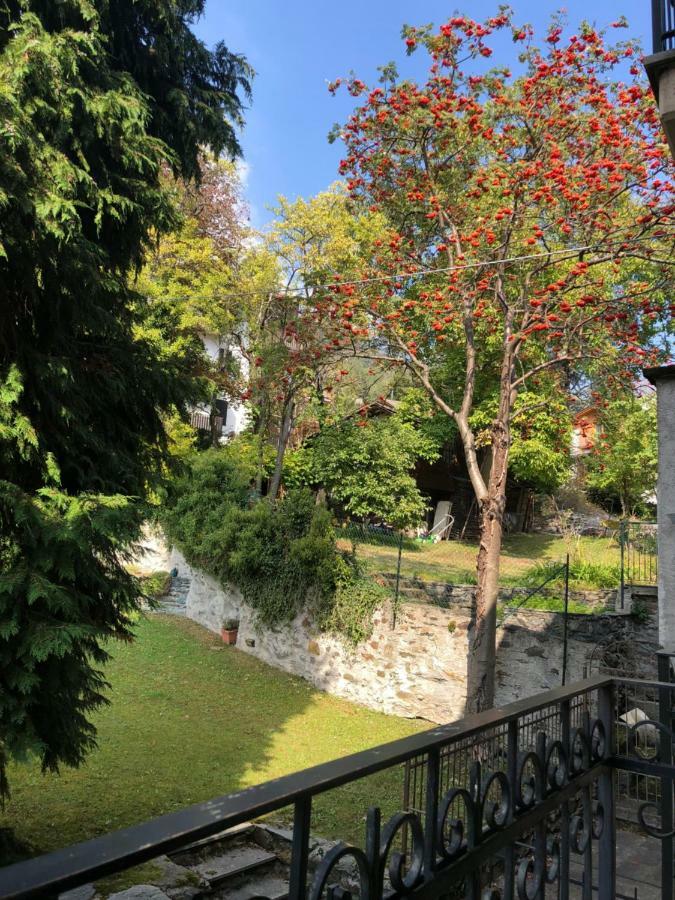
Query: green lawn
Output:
[[347, 533, 622, 588], [1, 615, 427, 865]]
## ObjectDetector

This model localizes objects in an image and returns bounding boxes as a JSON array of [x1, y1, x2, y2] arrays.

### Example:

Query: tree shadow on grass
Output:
[[0, 614, 422, 865], [0, 614, 318, 864]]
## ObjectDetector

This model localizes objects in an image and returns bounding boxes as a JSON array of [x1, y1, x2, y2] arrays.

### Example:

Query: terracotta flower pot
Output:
[[221, 627, 238, 645]]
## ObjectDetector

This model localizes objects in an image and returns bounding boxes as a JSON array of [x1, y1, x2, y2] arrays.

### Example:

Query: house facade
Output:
[[190, 332, 249, 440], [571, 406, 599, 457]]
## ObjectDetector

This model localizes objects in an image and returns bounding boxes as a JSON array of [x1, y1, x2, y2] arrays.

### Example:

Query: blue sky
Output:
[[192, 2, 652, 228]]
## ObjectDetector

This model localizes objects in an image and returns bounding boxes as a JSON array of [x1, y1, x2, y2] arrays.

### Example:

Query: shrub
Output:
[[630, 600, 651, 624], [316, 552, 389, 646], [218, 493, 341, 625], [161, 444, 254, 564], [140, 571, 171, 600], [161, 448, 383, 639], [284, 408, 438, 529], [523, 559, 620, 590]]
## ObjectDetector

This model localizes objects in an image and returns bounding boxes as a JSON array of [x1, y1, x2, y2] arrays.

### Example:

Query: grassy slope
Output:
[[1, 616, 427, 860], [349, 533, 621, 587]]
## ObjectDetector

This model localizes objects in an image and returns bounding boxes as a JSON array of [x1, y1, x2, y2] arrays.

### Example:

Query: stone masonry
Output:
[[378, 573, 616, 611], [169, 549, 657, 723]]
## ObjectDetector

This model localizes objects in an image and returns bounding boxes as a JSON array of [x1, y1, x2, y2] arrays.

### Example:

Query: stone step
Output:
[[190, 845, 278, 889], [157, 575, 191, 615], [169, 577, 191, 589], [216, 874, 289, 900], [158, 602, 186, 616], [169, 823, 254, 857]]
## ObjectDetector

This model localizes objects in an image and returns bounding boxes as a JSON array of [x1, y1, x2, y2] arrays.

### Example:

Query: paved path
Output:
[[569, 829, 663, 899]]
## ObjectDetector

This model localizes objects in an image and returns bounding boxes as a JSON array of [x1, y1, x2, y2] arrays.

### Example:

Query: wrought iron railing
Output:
[[653, 0, 675, 53], [2, 663, 675, 900], [619, 519, 658, 607]]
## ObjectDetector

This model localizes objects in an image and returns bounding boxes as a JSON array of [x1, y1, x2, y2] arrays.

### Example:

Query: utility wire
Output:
[[148, 230, 675, 303], [306, 238, 674, 291], [253, 233, 675, 296]]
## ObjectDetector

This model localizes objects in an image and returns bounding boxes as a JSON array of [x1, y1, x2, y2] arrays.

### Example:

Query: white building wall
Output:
[[197, 332, 249, 438]]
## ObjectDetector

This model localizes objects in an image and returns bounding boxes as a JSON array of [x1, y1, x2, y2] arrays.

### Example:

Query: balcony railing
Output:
[[190, 410, 223, 433], [1, 661, 674, 900], [653, 0, 675, 53]]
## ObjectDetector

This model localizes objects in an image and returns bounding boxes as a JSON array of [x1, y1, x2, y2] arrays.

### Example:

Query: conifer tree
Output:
[[0, 0, 251, 796]]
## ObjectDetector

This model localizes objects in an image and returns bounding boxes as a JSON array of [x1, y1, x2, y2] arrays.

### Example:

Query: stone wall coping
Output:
[[378, 572, 616, 604], [644, 364, 675, 384]]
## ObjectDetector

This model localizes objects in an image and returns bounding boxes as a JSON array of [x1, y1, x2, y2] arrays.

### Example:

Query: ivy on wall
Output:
[[161, 446, 387, 644]]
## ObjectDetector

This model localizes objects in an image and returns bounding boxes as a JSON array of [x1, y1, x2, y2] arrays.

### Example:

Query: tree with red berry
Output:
[[324, 10, 674, 710]]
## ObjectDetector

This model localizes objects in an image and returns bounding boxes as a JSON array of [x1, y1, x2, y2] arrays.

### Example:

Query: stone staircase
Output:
[[157, 576, 191, 616], [69, 823, 355, 900], [169, 823, 291, 899]]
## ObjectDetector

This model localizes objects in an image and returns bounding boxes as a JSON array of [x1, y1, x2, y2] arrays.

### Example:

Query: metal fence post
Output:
[[619, 519, 626, 611], [562, 554, 570, 685], [560, 699, 571, 900], [288, 796, 312, 900], [502, 719, 518, 900], [597, 684, 616, 900], [423, 747, 440, 879], [653, 0, 664, 53], [392, 530, 403, 629]]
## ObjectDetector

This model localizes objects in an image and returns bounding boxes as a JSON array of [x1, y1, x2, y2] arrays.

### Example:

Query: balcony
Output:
[[2, 656, 674, 900], [646, 0, 675, 156], [190, 410, 224, 434]]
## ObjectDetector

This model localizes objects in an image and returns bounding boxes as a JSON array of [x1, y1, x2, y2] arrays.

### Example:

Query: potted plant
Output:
[[221, 617, 239, 645]]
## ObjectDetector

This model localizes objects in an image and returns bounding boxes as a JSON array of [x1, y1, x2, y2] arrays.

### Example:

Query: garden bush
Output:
[[522, 558, 621, 590], [161, 445, 384, 642], [138, 571, 171, 601]]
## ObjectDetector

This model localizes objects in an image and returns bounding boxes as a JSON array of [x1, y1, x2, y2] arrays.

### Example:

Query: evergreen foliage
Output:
[[0, 1, 250, 797], [161, 446, 386, 645]]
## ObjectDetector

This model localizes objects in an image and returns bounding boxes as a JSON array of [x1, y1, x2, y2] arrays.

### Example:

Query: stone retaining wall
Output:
[[378, 573, 616, 611], [169, 549, 657, 723]]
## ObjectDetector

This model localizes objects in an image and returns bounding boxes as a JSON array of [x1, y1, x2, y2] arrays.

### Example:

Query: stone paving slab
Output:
[[191, 845, 276, 883], [569, 829, 662, 899]]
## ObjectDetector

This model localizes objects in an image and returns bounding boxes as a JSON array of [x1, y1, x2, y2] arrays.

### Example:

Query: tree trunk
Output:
[[209, 394, 220, 448], [268, 399, 295, 501], [465, 389, 512, 713], [251, 403, 267, 493], [620, 478, 628, 519]]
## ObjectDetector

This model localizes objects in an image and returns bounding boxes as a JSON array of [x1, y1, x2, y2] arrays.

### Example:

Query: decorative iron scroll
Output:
[[7, 679, 675, 900], [308, 719, 608, 900], [629, 718, 675, 840]]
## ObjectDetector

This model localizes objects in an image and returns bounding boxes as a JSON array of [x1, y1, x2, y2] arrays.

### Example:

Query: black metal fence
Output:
[[336, 520, 406, 609], [3, 666, 675, 900], [653, 0, 675, 52], [338, 523, 578, 634], [619, 519, 658, 607]]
